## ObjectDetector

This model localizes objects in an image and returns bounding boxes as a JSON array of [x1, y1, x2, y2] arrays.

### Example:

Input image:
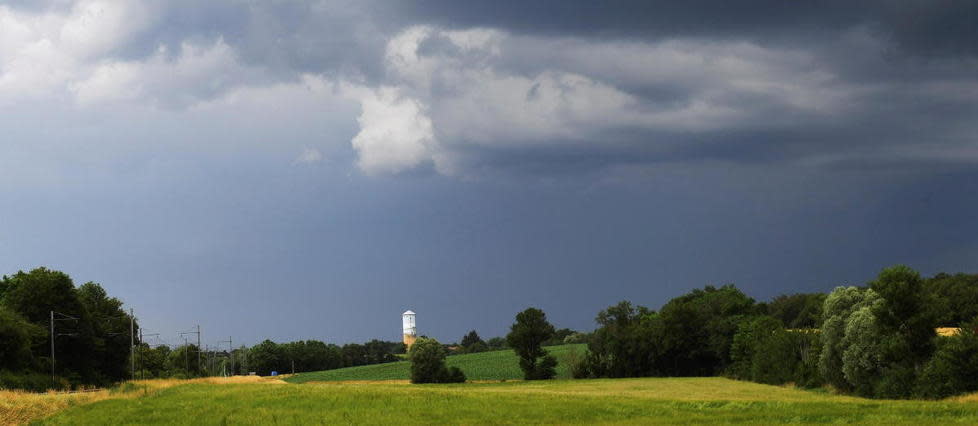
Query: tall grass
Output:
[[39, 377, 978, 425], [0, 376, 285, 425]]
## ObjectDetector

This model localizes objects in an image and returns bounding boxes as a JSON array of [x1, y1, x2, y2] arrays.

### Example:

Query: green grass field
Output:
[[287, 344, 585, 383], [39, 377, 978, 425]]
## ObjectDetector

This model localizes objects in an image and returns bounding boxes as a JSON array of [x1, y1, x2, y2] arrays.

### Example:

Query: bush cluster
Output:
[[409, 338, 466, 383]]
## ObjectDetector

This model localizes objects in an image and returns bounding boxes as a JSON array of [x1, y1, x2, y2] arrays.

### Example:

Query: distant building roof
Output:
[[403, 310, 415, 315]]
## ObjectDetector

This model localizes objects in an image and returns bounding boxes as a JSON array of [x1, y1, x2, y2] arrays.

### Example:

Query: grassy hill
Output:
[[38, 377, 978, 425], [286, 344, 585, 383]]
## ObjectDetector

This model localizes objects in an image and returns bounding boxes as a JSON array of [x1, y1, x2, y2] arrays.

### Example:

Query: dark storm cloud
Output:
[[2, 0, 974, 175], [392, 0, 978, 58]]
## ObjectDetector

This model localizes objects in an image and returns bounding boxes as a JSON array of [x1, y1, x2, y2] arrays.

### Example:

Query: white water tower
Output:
[[402, 310, 417, 348]]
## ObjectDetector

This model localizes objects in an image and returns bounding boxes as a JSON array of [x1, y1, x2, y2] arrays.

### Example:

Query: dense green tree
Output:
[[766, 293, 826, 329], [167, 344, 204, 377], [916, 317, 978, 398], [135, 343, 170, 379], [485, 337, 507, 350], [282, 340, 344, 373], [460, 330, 484, 348], [729, 316, 782, 380], [341, 343, 367, 366], [870, 266, 935, 398], [654, 285, 756, 376], [0, 306, 43, 371], [408, 337, 465, 383], [840, 304, 883, 396], [248, 340, 284, 376], [363, 340, 402, 364], [507, 308, 557, 380], [544, 328, 576, 346], [1, 268, 97, 383], [819, 286, 878, 392], [579, 301, 656, 378], [77, 282, 136, 382], [563, 332, 589, 344], [729, 315, 822, 387], [925, 273, 978, 327]]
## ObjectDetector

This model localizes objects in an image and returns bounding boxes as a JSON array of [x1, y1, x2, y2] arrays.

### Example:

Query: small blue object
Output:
[[270, 371, 278, 376]]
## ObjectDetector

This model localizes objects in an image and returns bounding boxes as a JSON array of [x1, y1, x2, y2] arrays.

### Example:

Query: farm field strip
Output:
[[286, 344, 585, 383]]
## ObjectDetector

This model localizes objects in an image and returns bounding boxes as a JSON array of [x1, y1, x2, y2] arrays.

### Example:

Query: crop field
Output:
[[287, 344, 585, 383], [25, 377, 978, 425]]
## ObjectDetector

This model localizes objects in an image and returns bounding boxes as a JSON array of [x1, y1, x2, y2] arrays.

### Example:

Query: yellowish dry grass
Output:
[[0, 376, 285, 425], [953, 392, 978, 403], [131, 375, 285, 388], [0, 389, 115, 426]]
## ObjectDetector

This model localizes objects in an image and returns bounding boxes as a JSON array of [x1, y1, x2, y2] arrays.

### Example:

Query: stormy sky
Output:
[[1, 0, 976, 347]]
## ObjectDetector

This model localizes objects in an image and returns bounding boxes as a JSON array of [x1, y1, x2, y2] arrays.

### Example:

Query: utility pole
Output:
[[180, 326, 202, 376], [50, 311, 54, 382], [219, 337, 233, 376], [139, 331, 160, 380], [183, 335, 189, 373], [50, 311, 79, 383], [130, 308, 135, 381]]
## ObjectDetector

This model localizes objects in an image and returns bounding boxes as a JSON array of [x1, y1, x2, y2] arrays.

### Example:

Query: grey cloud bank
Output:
[[0, 1, 975, 345]]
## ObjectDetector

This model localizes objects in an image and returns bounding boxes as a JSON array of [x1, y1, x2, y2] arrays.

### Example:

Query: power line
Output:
[[50, 311, 79, 382], [218, 337, 233, 376], [178, 325, 201, 374]]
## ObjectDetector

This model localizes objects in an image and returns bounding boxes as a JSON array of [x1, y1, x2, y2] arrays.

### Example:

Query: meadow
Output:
[[287, 344, 585, 383], [28, 377, 978, 425]]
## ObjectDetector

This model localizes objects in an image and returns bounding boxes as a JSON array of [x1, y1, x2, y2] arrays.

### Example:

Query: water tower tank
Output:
[[402, 310, 417, 347]]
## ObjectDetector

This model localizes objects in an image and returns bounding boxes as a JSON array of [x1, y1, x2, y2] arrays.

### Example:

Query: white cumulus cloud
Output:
[[343, 84, 441, 175]]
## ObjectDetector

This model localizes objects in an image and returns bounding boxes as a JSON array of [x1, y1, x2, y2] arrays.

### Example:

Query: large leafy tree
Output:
[[654, 285, 756, 376], [580, 301, 657, 378], [248, 340, 285, 376], [924, 273, 978, 327], [1, 268, 97, 382], [0, 306, 44, 371], [77, 282, 136, 382], [460, 330, 484, 348], [167, 344, 204, 377], [917, 317, 978, 398], [282, 340, 344, 373], [507, 308, 557, 380], [870, 265, 936, 398], [765, 293, 826, 329], [819, 285, 879, 392]]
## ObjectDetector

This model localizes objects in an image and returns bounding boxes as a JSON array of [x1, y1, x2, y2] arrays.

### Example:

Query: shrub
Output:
[[728, 316, 823, 388], [563, 332, 589, 345], [441, 366, 466, 383], [0, 370, 68, 392], [409, 337, 466, 384], [729, 316, 781, 380], [916, 318, 978, 399]]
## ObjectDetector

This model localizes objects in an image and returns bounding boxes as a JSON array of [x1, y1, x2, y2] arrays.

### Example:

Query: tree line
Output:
[[572, 265, 978, 399], [0, 267, 410, 390], [119, 335, 407, 379], [0, 268, 136, 391]]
